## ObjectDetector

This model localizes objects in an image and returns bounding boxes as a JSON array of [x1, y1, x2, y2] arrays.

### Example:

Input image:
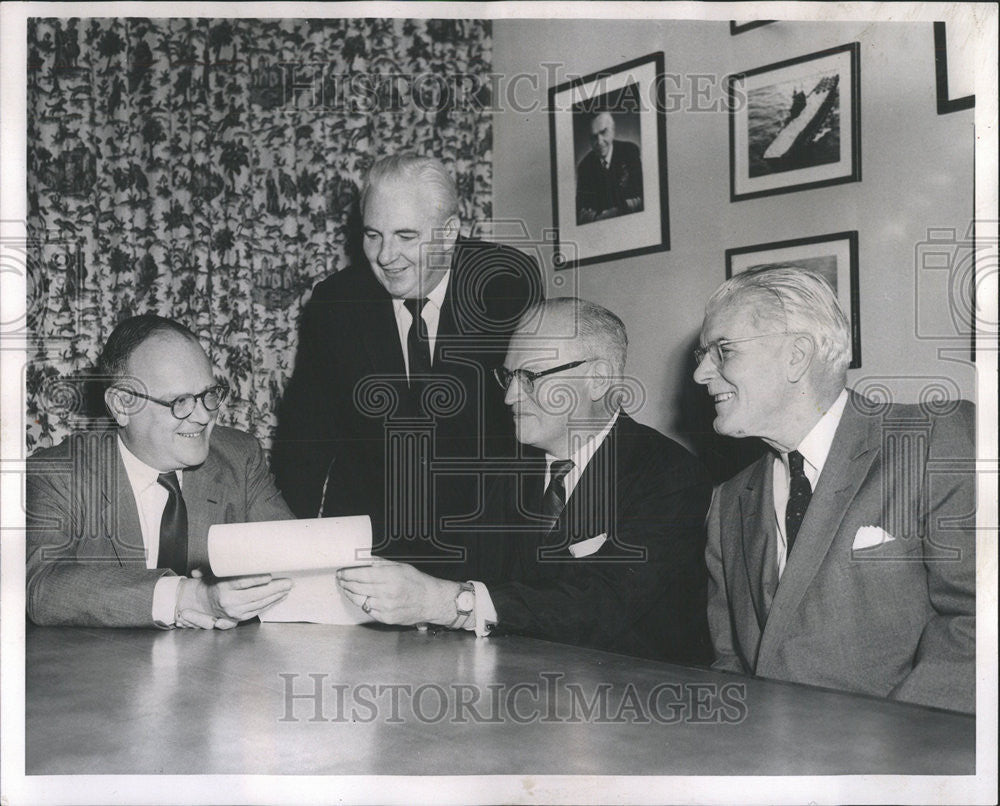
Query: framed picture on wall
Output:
[[730, 21, 775, 35], [728, 43, 861, 201], [725, 230, 861, 368], [934, 21, 975, 114], [548, 52, 669, 269]]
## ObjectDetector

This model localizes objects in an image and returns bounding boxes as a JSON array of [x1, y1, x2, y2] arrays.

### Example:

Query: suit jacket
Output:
[[26, 426, 293, 628], [706, 391, 976, 712], [575, 139, 644, 225], [476, 414, 713, 665], [272, 237, 542, 579]]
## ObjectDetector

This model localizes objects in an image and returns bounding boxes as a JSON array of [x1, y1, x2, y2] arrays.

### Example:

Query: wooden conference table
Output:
[[25, 622, 974, 776]]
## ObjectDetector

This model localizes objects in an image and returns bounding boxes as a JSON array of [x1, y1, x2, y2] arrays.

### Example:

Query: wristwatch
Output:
[[450, 582, 475, 629]]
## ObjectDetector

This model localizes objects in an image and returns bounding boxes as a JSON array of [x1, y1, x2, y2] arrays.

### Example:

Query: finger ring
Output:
[[362, 596, 372, 614]]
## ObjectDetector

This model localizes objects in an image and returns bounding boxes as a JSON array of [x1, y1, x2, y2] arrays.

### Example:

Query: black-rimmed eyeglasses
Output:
[[493, 360, 589, 394], [114, 384, 230, 420]]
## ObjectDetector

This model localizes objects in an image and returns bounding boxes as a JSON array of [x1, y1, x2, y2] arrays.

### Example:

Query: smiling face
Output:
[[362, 178, 458, 299], [114, 332, 218, 471], [693, 301, 795, 450], [589, 113, 614, 161]]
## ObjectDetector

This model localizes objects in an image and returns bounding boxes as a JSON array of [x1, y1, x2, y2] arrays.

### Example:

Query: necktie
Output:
[[157, 471, 189, 574], [785, 450, 812, 556], [540, 459, 575, 524], [403, 297, 432, 383]]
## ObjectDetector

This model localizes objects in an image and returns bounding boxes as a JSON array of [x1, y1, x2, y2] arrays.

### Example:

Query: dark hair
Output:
[[98, 314, 199, 383]]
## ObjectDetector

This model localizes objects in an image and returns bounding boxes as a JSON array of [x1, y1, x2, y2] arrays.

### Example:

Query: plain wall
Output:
[[492, 18, 975, 466]]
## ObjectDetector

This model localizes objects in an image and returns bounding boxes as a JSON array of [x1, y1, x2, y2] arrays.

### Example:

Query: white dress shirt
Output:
[[391, 270, 451, 376], [468, 410, 621, 637], [118, 437, 184, 625], [771, 388, 849, 578]]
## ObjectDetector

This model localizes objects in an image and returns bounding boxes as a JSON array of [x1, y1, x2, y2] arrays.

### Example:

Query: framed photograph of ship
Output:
[[725, 230, 861, 368], [728, 43, 861, 201], [548, 52, 669, 269]]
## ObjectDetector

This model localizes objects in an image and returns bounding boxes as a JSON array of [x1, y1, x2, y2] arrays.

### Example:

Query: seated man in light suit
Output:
[[26, 314, 293, 629], [694, 267, 975, 713], [337, 297, 713, 665]]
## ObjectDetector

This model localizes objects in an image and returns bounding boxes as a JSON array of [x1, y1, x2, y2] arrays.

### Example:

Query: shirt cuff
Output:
[[152, 575, 184, 627], [468, 580, 497, 638]]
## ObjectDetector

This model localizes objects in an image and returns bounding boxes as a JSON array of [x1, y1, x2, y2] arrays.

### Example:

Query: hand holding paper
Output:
[[207, 516, 374, 624], [336, 560, 459, 626]]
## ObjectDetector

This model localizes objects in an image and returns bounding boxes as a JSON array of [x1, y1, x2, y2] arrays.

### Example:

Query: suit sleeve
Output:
[[487, 451, 711, 660], [889, 402, 976, 712], [271, 284, 341, 518], [25, 464, 171, 628], [243, 432, 295, 523], [705, 486, 745, 673]]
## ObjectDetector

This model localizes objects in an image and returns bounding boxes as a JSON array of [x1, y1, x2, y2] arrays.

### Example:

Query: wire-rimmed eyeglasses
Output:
[[694, 332, 809, 369], [114, 384, 230, 420], [493, 360, 590, 394]]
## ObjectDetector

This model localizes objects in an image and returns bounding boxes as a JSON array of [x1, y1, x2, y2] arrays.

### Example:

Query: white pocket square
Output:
[[853, 525, 895, 550], [568, 534, 607, 558]]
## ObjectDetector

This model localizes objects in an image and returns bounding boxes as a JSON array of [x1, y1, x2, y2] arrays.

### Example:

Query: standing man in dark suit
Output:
[[273, 154, 542, 579], [26, 315, 294, 629], [695, 267, 976, 712], [576, 112, 644, 225], [336, 298, 713, 665]]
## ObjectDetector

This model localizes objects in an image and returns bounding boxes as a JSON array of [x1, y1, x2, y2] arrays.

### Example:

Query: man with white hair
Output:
[[694, 266, 975, 712], [337, 297, 713, 664], [274, 154, 542, 578], [576, 111, 644, 225]]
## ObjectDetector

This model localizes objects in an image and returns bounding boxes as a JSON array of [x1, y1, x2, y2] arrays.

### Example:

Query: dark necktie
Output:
[[403, 297, 432, 383], [785, 450, 812, 556], [157, 471, 189, 574], [540, 459, 575, 524]]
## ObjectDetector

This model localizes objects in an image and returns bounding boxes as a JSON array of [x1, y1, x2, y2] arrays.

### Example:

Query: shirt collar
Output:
[[784, 388, 849, 481], [391, 269, 451, 315], [545, 408, 620, 480], [118, 434, 181, 492], [603, 143, 614, 166]]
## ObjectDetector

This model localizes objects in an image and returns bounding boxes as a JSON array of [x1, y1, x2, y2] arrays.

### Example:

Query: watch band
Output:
[[449, 582, 475, 630]]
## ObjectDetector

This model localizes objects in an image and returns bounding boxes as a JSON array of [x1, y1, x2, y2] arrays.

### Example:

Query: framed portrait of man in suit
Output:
[[548, 52, 670, 269]]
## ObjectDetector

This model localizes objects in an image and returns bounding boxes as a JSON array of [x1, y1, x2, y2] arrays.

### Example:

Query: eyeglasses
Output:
[[694, 332, 808, 369], [114, 384, 230, 420], [493, 359, 590, 394]]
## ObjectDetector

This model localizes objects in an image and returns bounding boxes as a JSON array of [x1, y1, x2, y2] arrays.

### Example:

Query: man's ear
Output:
[[439, 214, 460, 249], [104, 386, 130, 426], [587, 358, 614, 401], [786, 334, 816, 383]]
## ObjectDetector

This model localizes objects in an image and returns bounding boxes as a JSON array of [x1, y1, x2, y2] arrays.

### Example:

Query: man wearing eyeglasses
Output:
[[337, 297, 713, 664], [694, 267, 975, 713], [26, 314, 294, 629]]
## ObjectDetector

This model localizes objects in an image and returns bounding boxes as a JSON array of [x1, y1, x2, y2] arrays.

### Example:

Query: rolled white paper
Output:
[[208, 516, 372, 576], [207, 516, 374, 624]]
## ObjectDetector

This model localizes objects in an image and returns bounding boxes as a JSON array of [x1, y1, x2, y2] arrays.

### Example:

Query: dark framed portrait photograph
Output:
[[728, 43, 861, 201], [548, 52, 668, 268], [726, 230, 861, 368]]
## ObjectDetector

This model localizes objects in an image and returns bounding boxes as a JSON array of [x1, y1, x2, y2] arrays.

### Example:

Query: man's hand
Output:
[[175, 571, 293, 630], [336, 561, 458, 626]]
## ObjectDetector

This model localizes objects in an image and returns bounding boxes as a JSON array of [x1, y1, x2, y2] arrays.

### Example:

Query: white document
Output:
[[207, 516, 374, 625]]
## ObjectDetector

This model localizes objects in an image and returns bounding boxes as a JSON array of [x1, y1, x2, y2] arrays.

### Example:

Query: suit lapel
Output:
[[738, 458, 778, 635], [563, 421, 615, 545], [757, 395, 880, 664], [182, 450, 229, 571], [358, 274, 406, 379], [97, 432, 145, 561]]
